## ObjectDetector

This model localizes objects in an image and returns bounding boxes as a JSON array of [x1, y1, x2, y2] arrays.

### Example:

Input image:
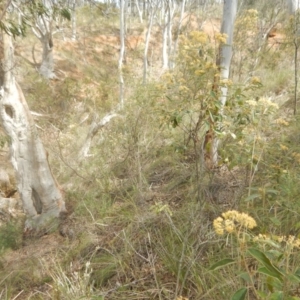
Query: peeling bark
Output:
[[0, 32, 66, 232]]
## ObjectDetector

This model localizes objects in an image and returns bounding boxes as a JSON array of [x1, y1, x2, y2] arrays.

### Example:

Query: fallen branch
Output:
[[78, 112, 119, 159]]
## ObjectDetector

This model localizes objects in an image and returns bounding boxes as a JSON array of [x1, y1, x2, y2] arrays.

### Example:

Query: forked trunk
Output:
[[0, 32, 66, 233]]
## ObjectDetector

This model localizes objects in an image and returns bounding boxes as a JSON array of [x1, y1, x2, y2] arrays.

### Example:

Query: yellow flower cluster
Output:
[[280, 144, 289, 151], [246, 99, 257, 107], [189, 31, 208, 44], [215, 33, 228, 44], [275, 118, 289, 126], [220, 79, 233, 86], [251, 76, 261, 85], [246, 98, 279, 110], [213, 210, 257, 235], [292, 152, 300, 163], [161, 72, 174, 84], [235, 9, 258, 33], [258, 97, 279, 109], [253, 234, 300, 249]]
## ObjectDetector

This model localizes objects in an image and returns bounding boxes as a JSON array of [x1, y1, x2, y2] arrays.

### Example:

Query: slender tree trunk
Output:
[[162, 0, 175, 70], [162, 12, 169, 69], [71, 0, 77, 41], [218, 0, 237, 107], [167, 1, 175, 69], [39, 32, 55, 79], [287, 0, 300, 114], [135, 0, 143, 23], [204, 0, 237, 167], [31, 0, 56, 79], [0, 32, 66, 232], [143, 3, 155, 84], [119, 0, 125, 107], [287, 0, 300, 14], [172, 0, 186, 69]]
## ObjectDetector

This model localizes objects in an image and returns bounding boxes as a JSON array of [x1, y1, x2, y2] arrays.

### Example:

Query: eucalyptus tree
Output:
[[171, 0, 186, 69], [287, 0, 300, 13], [0, 4, 66, 233], [13, 0, 70, 79], [143, 0, 156, 83], [119, 0, 125, 106], [205, 0, 237, 167], [162, 0, 176, 69], [134, 0, 143, 22]]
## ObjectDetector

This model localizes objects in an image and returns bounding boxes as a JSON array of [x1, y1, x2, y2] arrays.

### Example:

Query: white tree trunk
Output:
[[135, 0, 143, 23], [32, 0, 56, 79], [219, 0, 237, 107], [162, 0, 175, 70], [71, 0, 77, 41], [0, 32, 66, 232], [143, 5, 155, 84], [39, 32, 55, 79], [172, 0, 186, 69], [287, 0, 300, 13], [119, 0, 125, 107], [207, 0, 237, 167], [162, 12, 169, 69]]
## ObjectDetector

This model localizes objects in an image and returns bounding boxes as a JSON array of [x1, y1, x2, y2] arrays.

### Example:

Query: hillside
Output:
[[1, 2, 300, 300]]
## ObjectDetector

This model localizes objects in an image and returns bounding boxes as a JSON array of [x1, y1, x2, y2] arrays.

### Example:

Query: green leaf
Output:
[[238, 272, 252, 283], [60, 8, 71, 21], [244, 193, 260, 201], [287, 273, 300, 283], [266, 189, 279, 195], [294, 268, 300, 278], [248, 248, 283, 282], [208, 258, 235, 271], [269, 217, 281, 226], [231, 287, 247, 300], [269, 291, 283, 300], [257, 290, 268, 298], [257, 267, 282, 292]]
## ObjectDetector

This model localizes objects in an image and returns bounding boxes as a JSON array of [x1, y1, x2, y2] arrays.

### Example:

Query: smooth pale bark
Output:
[[31, 0, 56, 79], [0, 32, 66, 232], [143, 3, 155, 84], [162, 0, 176, 70], [119, 0, 125, 107], [286, 0, 300, 113], [135, 0, 143, 23], [167, 1, 175, 69], [219, 0, 237, 107], [162, 12, 169, 69], [287, 0, 300, 13], [172, 0, 186, 69], [205, 0, 237, 167], [78, 112, 118, 159], [71, 0, 77, 41]]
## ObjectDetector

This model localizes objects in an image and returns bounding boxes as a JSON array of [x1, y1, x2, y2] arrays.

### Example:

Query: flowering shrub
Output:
[[210, 211, 300, 299]]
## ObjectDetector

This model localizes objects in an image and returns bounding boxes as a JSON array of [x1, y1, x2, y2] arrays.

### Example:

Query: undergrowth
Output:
[[1, 2, 300, 300]]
